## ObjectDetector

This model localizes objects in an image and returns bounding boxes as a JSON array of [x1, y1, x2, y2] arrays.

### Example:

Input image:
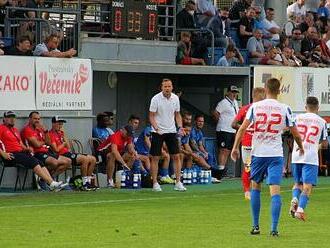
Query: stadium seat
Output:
[[239, 48, 249, 65], [0, 158, 30, 191], [70, 139, 84, 177], [203, 137, 218, 167], [229, 28, 240, 48], [206, 47, 226, 65], [88, 137, 104, 185]]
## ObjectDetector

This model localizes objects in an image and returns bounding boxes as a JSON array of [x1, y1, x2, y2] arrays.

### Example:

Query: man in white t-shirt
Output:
[[262, 8, 281, 45], [287, 0, 306, 18], [213, 85, 239, 177], [231, 78, 304, 237], [149, 78, 186, 192], [289, 96, 328, 221]]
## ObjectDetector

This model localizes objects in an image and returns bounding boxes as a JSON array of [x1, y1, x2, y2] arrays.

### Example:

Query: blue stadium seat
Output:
[[239, 48, 249, 65], [203, 137, 218, 167], [0, 37, 14, 47], [207, 47, 226, 65]]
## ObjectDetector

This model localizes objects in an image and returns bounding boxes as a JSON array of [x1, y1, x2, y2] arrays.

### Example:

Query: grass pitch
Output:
[[0, 177, 329, 248]]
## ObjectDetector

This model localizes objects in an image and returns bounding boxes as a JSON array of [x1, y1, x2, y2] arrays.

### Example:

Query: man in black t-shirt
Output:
[[238, 7, 256, 48], [5, 35, 33, 56]]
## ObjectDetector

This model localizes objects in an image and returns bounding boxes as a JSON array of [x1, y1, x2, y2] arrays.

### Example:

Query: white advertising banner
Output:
[[0, 56, 35, 110], [35, 57, 92, 110], [254, 66, 330, 112]]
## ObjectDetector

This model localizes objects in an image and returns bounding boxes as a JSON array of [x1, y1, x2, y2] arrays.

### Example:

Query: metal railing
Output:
[[4, 6, 80, 53]]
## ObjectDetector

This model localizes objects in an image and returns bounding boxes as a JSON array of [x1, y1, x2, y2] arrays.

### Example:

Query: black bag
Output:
[[69, 175, 83, 190], [141, 174, 153, 188]]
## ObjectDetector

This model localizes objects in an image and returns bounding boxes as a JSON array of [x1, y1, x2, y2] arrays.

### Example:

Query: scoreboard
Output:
[[111, 0, 158, 40]]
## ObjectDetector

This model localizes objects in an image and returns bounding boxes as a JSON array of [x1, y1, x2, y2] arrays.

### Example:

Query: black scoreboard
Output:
[[111, 0, 158, 40]]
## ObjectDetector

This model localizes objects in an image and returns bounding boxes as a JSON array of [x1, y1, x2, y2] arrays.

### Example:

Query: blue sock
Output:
[[271, 194, 282, 232], [159, 168, 168, 177], [250, 189, 261, 227], [298, 193, 309, 210], [292, 188, 301, 200]]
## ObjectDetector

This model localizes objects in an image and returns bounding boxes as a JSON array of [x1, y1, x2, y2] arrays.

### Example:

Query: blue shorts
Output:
[[291, 163, 318, 186], [250, 156, 284, 185]]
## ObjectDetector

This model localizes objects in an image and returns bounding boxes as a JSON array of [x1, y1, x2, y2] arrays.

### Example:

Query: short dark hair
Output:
[[104, 111, 114, 117], [266, 8, 274, 12], [18, 35, 31, 45], [182, 111, 192, 117], [186, 0, 195, 6], [221, 6, 229, 12], [28, 111, 40, 118], [194, 114, 204, 120], [96, 112, 107, 123], [306, 96, 319, 109], [266, 78, 281, 95], [128, 114, 140, 122]]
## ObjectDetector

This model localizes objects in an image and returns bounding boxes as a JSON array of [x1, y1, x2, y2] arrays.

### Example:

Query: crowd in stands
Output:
[[176, 0, 330, 67]]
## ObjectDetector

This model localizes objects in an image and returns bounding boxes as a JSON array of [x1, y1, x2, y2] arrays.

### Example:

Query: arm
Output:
[[0, 148, 14, 160], [212, 110, 220, 122], [175, 111, 183, 128], [110, 144, 126, 165], [289, 126, 304, 155], [41, 48, 77, 58], [149, 111, 159, 132], [231, 118, 251, 161], [236, 49, 245, 64], [240, 25, 252, 36], [26, 136, 45, 148], [231, 118, 240, 130], [144, 135, 151, 149]]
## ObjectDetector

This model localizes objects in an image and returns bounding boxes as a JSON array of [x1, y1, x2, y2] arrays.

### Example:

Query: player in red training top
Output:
[[231, 87, 266, 200]]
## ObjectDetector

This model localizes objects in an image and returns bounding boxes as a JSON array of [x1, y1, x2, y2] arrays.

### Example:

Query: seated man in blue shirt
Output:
[[135, 124, 173, 184], [92, 112, 114, 141]]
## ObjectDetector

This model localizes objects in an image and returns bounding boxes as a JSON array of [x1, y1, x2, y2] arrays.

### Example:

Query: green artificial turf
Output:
[[0, 177, 329, 248]]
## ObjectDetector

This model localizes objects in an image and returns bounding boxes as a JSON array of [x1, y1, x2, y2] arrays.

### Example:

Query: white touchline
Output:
[[0, 187, 328, 209]]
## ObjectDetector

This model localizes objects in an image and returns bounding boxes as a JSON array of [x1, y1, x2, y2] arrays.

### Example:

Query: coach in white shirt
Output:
[[149, 78, 186, 192], [213, 85, 239, 177]]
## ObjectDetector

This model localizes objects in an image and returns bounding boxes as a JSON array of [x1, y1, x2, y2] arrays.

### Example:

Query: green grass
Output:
[[0, 177, 330, 248]]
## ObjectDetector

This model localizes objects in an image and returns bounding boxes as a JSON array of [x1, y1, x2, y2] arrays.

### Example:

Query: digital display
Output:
[[111, 0, 158, 40]]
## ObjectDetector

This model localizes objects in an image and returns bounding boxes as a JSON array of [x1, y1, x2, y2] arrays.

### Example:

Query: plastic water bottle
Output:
[[183, 169, 187, 185], [133, 173, 139, 189], [187, 169, 192, 185], [116, 170, 123, 188], [207, 170, 212, 184], [192, 167, 197, 184], [120, 170, 126, 188], [200, 170, 205, 184]]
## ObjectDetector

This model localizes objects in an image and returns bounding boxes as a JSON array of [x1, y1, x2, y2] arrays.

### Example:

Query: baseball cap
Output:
[[123, 125, 134, 137], [51, 116, 67, 123], [3, 111, 16, 118], [227, 85, 239, 93]]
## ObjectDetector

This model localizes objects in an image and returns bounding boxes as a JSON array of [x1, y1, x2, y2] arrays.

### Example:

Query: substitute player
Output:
[[231, 87, 266, 200], [231, 78, 304, 236], [289, 96, 328, 221]]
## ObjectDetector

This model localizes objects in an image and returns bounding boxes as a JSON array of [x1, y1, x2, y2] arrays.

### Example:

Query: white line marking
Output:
[[0, 187, 328, 210]]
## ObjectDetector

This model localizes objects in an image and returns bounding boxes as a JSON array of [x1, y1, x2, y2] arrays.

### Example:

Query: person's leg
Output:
[[269, 184, 281, 234], [250, 180, 262, 231], [44, 156, 59, 177], [242, 169, 251, 199], [87, 155, 97, 176], [150, 156, 161, 184], [290, 163, 303, 217], [106, 151, 116, 185], [34, 165, 54, 185], [138, 154, 150, 172], [76, 154, 88, 177], [171, 153, 182, 184], [149, 133, 164, 190]]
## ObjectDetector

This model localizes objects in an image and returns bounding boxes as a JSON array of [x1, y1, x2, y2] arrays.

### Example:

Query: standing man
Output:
[[231, 87, 266, 200], [149, 78, 186, 192], [289, 97, 328, 221], [213, 85, 240, 178], [231, 78, 304, 236]]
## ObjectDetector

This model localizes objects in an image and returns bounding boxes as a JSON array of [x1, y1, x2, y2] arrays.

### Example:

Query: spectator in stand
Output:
[[282, 47, 303, 66], [259, 47, 289, 66], [247, 28, 265, 64], [33, 33, 77, 57], [289, 28, 304, 58], [176, 32, 205, 65], [326, 0, 330, 13], [239, 7, 256, 48], [318, 0, 329, 19], [5, 35, 33, 56], [216, 44, 244, 66], [92, 112, 113, 141], [306, 0, 321, 14], [176, 0, 196, 29], [277, 35, 290, 50], [301, 27, 319, 58], [262, 8, 281, 46], [104, 111, 115, 135], [299, 12, 317, 34], [213, 85, 239, 178], [97, 125, 137, 188], [0, 0, 9, 37], [253, 6, 265, 31], [182, 111, 193, 126], [47, 116, 97, 191], [284, 13, 303, 37], [21, 111, 71, 178], [195, 0, 217, 27], [206, 7, 230, 48], [229, 0, 252, 28], [0, 111, 66, 192], [287, 0, 307, 18]]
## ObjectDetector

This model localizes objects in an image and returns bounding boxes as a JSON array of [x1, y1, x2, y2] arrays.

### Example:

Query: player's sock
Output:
[[250, 189, 261, 227], [271, 194, 282, 232], [298, 193, 309, 210], [159, 168, 168, 177], [292, 188, 301, 201], [82, 176, 88, 185], [218, 165, 225, 170]]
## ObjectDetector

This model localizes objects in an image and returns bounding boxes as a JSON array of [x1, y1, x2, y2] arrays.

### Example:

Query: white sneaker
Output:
[[174, 182, 186, 191], [211, 177, 221, 184], [49, 181, 66, 192], [152, 183, 162, 192]]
